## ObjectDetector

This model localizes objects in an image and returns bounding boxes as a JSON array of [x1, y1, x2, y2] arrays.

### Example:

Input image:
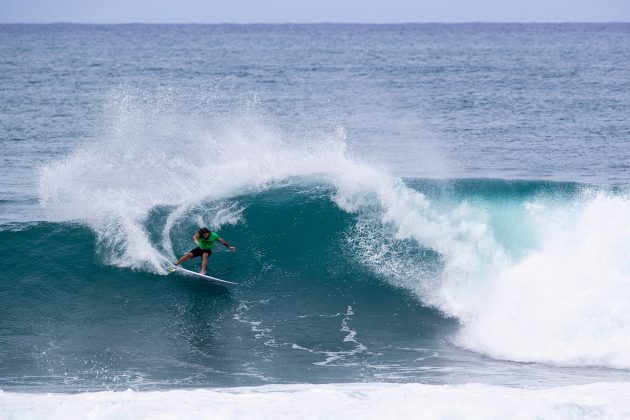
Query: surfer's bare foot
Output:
[[200, 271, 206, 275]]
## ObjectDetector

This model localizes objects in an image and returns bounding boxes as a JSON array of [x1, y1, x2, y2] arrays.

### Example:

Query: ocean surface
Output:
[[1, 23, 630, 418]]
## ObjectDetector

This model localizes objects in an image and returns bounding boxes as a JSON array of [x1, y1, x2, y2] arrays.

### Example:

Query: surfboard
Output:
[[165, 265, 238, 287]]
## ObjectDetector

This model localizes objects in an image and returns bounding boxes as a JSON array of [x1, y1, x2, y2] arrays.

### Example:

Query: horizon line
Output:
[[2, 21, 629, 25]]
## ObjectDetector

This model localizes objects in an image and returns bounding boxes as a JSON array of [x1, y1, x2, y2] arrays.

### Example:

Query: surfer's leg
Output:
[[175, 252, 194, 265], [200, 251, 210, 274], [177, 248, 204, 265]]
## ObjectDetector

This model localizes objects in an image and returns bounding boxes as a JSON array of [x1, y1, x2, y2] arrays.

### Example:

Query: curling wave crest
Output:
[[38, 91, 630, 369]]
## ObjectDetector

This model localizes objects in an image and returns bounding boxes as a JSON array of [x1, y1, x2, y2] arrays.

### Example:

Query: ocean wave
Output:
[[30, 89, 630, 370]]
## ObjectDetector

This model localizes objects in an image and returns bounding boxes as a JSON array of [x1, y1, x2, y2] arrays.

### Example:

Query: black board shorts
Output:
[[189, 247, 212, 258]]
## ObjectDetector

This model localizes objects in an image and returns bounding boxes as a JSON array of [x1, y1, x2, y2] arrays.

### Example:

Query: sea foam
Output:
[[2, 382, 630, 420]]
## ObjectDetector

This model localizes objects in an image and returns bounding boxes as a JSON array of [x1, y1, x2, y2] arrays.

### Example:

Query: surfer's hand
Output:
[[229, 246, 236, 252]]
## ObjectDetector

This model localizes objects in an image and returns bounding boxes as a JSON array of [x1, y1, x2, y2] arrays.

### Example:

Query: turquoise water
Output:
[[1, 24, 630, 394]]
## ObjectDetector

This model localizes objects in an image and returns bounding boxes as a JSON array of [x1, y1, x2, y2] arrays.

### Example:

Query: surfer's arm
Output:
[[218, 237, 236, 252], [193, 233, 199, 246]]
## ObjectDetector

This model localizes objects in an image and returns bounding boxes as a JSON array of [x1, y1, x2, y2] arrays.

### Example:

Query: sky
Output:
[[1, 0, 629, 23]]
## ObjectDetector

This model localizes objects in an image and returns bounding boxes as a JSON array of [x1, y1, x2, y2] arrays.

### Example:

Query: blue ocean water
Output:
[[1, 23, 630, 417]]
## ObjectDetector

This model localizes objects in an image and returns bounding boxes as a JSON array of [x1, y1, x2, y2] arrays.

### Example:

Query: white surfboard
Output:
[[165, 265, 238, 287]]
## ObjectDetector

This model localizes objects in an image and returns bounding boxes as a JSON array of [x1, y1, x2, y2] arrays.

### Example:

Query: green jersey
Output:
[[198, 231, 220, 250]]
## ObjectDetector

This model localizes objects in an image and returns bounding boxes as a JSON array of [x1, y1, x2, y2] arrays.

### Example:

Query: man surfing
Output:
[[174, 227, 236, 275]]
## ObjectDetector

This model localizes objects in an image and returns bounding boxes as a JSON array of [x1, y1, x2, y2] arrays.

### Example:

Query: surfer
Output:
[[174, 227, 236, 275]]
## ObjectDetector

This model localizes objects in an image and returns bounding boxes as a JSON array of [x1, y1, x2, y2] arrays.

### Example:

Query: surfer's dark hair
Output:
[[198, 227, 211, 235]]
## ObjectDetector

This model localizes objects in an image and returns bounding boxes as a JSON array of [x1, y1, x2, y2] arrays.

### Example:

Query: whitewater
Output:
[[2, 23, 630, 418], [3, 383, 630, 419]]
